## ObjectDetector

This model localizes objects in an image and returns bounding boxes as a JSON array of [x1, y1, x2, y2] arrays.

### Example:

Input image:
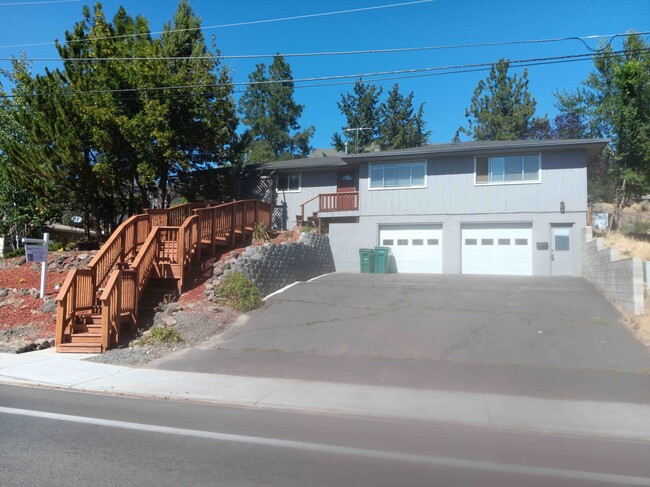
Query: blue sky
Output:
[[0, 0, 648, 150]]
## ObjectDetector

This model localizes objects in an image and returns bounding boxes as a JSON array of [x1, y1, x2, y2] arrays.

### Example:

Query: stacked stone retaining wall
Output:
[[226, 233, 335, 297], [582, 227, 644, 315]]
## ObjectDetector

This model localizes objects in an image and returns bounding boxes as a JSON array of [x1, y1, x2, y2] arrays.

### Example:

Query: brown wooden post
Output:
[[254, 200, 259, 228], [207, 208, 214, 256], [119, 232, 125, 268], [194, 209, 202, 262], [230, 203, 237, 248], [241, 200, 247, 243]]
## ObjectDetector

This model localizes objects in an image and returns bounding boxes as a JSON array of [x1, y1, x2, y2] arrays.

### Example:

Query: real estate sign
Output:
[[25, 244, 47, 263]]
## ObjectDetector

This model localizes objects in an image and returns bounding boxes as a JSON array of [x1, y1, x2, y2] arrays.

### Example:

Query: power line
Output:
[[3, 31, 648, 62], [0, 0, 433, 49], [4, 48, 647, 100], [1, 51, 633, 105], [0, 0, 78, 5]]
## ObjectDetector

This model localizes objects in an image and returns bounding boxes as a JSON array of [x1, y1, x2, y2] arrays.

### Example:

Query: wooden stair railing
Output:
[[56, 199, 271, 353]]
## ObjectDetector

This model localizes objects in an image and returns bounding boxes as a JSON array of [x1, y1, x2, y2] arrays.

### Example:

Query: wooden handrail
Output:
[[299, 195, 320, 222], [299, 192, 359, 220], [57, 199, 271, 352], [319, 192, 359, 212]]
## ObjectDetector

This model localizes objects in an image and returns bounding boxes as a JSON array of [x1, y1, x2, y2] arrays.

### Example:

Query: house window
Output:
[[475, 154, 540, 185], [369, 161, 426, 189], [276, 173, 301, 192]]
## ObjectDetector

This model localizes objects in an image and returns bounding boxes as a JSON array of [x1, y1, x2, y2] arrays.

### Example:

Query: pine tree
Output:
[[377, 83, 429, 150], [461, 59, 537, 141], [239, 55, 314, 162], [332, 80, 382, 153]]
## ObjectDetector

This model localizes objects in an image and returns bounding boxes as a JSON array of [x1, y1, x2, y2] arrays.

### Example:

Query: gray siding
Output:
[[330, 212, 586, 276], [359, 150, 587, 216], [283, 148, 589, 277], [275, 170, 337, 228]]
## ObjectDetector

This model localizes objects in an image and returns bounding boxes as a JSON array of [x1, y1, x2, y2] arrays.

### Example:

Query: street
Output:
[[1, 384, 649, 486]]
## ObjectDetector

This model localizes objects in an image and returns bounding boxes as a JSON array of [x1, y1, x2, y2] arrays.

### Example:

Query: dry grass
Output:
[[601, 232, 650, 262], [621, 303, 650, 349], [598, 230, 650, 349]]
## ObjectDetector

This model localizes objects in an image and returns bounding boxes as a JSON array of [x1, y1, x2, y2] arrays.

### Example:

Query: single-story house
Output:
[[252, 138, 608, 277]]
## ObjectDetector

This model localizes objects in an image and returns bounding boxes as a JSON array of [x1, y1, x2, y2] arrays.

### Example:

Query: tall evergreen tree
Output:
[[239, 55, 314, 162], [461, 59, 537, 141], [377, 83, 429, 150], [332, 80, 382, 153]]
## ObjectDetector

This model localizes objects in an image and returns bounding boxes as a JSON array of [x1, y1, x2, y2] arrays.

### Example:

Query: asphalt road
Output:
[[151, 274, 650, 402], [1, 384, 650, 487]]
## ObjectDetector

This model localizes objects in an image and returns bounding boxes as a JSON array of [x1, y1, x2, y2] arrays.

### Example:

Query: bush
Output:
[[252, 222, 270, 243], [623, 217, 650, 234], [48, 241, 64, 251], [217, 272, 263, 312], [1, 248, 24, 259], [169, 196, 189, 207], [138, 327, 183, 345]]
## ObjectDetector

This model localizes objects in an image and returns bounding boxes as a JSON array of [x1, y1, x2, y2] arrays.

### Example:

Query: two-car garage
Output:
[[377, 222, 534, 276]]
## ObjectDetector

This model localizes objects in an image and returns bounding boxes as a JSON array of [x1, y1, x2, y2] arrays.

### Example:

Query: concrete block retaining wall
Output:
[[227, 233, 336, 297], [581, 227, 644, 315]]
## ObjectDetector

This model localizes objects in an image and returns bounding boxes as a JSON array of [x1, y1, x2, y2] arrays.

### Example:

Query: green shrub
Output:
[[300, 223, 317, 233], [1, 248, 24, 259], [217, 272, 262, 312], [624, 217, 650, 234], [169, 196, 189, 207], [48, 241, 64, 251], [138, 327, 183, 346], [252, 222, 270, 242]]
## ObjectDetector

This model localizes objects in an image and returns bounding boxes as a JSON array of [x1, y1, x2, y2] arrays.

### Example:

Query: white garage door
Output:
[[461, 223, 532, 276], [379, 225, 442, 273]]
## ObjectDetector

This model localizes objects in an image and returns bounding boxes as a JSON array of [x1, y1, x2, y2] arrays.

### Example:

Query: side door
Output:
[[550, 224, 574, 276]]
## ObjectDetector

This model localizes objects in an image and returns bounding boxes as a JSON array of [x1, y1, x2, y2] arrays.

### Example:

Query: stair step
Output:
[[75, 313, 101, 325], [69, 332, 102, 344], [72, 323, 101, 334], [57, 342, 103, 353]]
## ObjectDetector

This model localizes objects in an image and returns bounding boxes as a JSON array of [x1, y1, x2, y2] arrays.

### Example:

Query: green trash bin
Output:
[[373, 246, 391, 274], [359, 249, 374, 273]]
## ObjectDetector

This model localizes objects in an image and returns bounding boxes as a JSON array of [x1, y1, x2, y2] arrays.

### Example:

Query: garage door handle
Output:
[[551, 252, 554, 261]]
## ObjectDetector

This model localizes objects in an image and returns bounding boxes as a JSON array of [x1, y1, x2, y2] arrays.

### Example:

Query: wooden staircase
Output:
[[55, 200, 271, 353], [59, 312, 103, 353]]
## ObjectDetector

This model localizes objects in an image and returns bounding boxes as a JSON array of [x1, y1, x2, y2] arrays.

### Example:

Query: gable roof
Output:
[[342, 139, 609, 162], [253, 139, 609, 171], [252, 156, 348, 172]]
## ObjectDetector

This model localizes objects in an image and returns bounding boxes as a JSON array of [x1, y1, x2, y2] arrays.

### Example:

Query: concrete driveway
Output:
[[152, 273, 650, 401]]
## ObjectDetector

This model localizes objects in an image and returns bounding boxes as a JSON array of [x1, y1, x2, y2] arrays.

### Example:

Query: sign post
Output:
[[23, 233, 49, 300]]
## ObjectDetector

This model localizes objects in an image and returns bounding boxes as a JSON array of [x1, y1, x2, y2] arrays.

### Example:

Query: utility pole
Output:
[[343, 127, 372, 153]]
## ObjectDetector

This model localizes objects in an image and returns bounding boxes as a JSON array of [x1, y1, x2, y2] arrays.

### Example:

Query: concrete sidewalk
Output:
[[2, 348, 650, 443]]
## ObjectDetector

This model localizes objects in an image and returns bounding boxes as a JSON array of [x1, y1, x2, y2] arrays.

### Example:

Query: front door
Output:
[[551, 224, 574, 276], [336, 172, 356, 210]]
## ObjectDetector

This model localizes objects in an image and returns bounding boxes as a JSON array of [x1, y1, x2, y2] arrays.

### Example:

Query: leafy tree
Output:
[[555, 33, 650, 224], [332, 80, 382, 153], [377, 83, 429, 150], [239, 55, 314, 162], [461, 59, 537, 141]]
